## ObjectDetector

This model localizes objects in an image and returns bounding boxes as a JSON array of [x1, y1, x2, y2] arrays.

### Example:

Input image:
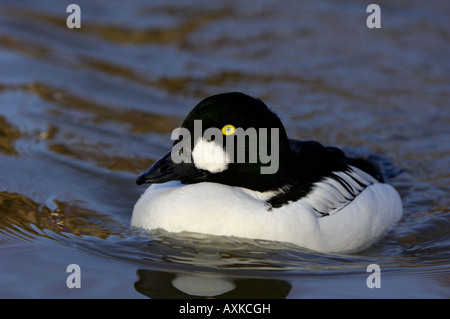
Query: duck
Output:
[[131, 92, 402, 253]]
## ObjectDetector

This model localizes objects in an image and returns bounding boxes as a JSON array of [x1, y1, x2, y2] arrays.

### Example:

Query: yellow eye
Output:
[[221, 124, 236, 136]]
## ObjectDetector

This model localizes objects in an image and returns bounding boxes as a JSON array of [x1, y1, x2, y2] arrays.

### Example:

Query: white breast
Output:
[[131, 179, 402, 253]]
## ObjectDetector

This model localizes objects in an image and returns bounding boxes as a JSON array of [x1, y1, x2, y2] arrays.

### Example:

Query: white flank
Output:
[[132, 179, 403, 253]]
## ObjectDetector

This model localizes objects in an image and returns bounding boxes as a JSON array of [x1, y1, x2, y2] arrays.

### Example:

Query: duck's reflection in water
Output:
[[134, 270, 291, 299]]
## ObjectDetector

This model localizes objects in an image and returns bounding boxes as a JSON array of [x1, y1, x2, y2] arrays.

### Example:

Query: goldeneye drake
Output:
[[132, 92, 402, 253]]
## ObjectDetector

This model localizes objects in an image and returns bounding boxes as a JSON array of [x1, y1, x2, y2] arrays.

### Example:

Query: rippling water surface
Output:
[[0, 0, 449, 298]]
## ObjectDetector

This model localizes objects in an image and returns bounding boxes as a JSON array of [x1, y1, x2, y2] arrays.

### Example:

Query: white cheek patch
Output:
[[192, 138, 230, 173]]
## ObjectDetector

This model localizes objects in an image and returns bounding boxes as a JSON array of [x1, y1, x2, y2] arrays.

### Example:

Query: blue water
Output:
[[0, 0, 449, 298]]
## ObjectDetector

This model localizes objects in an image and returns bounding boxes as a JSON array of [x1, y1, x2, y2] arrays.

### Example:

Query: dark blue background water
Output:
[[0, 0, 449, 298]]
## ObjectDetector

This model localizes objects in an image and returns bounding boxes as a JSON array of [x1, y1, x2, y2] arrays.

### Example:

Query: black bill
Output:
[[136, 151, 207, 185]]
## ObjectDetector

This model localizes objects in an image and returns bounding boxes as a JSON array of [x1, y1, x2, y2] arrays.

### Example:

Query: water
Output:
[[0, 0, 449, 298]]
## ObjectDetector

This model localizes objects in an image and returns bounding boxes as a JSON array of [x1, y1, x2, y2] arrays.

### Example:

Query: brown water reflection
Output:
[[0, 115, 20, 155], [0, 191, 114, 239], [22, 82, 181, 134]]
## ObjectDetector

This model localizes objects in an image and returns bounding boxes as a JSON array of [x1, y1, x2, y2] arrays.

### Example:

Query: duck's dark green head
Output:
[[137, 92, 294, 192]]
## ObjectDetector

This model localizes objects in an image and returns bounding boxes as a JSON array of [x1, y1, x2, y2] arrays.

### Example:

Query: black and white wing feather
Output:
[[304, 165, 379, 217], [266, 139, 383, 213]]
